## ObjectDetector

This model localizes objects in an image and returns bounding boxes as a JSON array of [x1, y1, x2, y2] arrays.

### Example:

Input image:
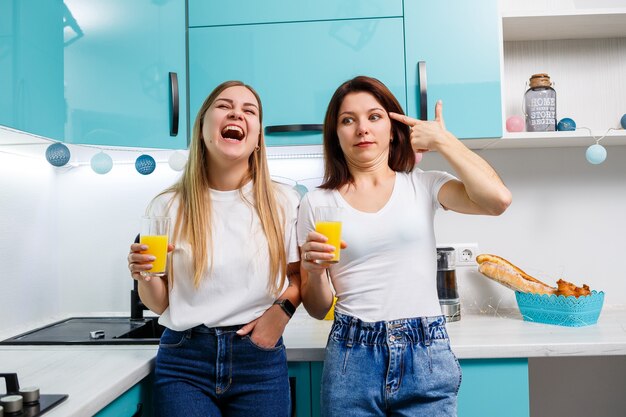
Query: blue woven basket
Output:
[[515, 290, 604, 327]]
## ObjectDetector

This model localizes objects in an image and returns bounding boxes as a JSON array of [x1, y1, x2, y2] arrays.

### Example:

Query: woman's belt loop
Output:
[[346, 317, 358, 348], [420, 318, 431, 347]]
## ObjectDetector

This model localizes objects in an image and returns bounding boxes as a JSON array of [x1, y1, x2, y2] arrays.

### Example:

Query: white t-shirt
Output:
[[297, 168, 455, 322], [148, 181, 300, 330]]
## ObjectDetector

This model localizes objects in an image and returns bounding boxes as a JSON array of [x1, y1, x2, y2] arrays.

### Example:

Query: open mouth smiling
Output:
[[221, 125, 245, 141]]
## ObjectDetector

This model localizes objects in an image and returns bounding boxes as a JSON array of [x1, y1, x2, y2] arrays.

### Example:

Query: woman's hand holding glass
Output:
[[301, 231, 347, 273], [128, 242, 175, 282]]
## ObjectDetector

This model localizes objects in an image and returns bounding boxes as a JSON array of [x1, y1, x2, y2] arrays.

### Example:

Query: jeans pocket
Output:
[[449, 348, 463, 395], [159, 328, 188, 348], [242, 335, 285, 352]]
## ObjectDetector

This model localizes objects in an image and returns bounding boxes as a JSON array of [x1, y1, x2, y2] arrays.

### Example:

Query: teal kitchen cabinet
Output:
[[308, 359, 529, 417], [188, 0, 402, 27], [457, 359, 529, 417], [404, 0, 502, 139], [0, 0, 187, 149], [189, 18, 406, 147], [94, 375, 152, 417], [289, 362, 313, 417]]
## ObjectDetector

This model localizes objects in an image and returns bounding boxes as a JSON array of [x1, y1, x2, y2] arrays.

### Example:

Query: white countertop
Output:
[[1, 308, 625, 416], [0, 346, 158, 417], [284, 307, 626, 360]]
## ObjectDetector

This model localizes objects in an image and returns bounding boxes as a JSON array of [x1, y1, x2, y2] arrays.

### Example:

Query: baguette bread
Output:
[[476, 254, 557, 295]]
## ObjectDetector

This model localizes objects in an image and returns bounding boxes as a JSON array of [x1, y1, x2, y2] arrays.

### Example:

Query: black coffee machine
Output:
[[437, 247, 460, 322]]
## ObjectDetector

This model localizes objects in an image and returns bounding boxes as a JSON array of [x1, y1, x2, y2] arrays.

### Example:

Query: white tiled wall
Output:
[[3, 142, 625, 326]]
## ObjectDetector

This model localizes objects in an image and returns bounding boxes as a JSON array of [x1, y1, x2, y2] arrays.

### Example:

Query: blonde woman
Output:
[[127, 81, 300, 417]]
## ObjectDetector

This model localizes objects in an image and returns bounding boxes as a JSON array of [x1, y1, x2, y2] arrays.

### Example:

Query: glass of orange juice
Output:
[[323, 296, 338, 320], [315, 206, 343, 263], [140, 216, 170, 277]]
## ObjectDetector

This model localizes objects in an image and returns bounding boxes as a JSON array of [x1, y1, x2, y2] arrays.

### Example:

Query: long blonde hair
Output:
[[159, 81, 287, 295]]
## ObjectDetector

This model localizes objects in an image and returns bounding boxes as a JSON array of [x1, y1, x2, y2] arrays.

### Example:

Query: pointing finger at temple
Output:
[[389, 112, 420, 127]]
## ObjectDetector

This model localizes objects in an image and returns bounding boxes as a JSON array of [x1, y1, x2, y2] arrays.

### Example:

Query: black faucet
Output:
[[131, 280, 149, 320], [131, 234, 150, 320]]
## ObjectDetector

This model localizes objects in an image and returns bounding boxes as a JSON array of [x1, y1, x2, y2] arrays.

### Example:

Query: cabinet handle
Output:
[[418, 61, 427, 121], [169, 72, 179, 137], [265, 124, 323, 134]]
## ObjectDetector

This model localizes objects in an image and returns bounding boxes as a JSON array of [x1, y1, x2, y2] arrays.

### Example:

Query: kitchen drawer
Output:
[[189, 18, 406, 146], [188, 0, 402, 27]]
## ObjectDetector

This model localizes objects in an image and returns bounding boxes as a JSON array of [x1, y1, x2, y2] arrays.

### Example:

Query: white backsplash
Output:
[[2, 138, 625, 333]]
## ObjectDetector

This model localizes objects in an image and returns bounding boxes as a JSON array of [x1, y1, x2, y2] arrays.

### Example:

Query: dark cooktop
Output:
[[1, 373, 68, 417], [0, 317, 164, 345], [0, 394, 68, 417]]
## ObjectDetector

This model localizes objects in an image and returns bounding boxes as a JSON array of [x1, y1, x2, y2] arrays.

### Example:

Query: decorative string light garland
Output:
[[41, 138, 188, 174], [575, 126, 619, 165], [271, 175, 325, 200]]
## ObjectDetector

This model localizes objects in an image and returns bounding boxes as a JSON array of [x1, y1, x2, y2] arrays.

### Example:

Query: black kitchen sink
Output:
[[0, 317, 165, 345]]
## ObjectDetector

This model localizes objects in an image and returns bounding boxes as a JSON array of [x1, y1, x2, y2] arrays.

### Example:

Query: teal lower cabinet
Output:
[[94, 376, 153, 417], [289, 362, 312, 417], [458, 359, 529, 417], [95, 359, 527, 417], [304, 359, 529, 417]]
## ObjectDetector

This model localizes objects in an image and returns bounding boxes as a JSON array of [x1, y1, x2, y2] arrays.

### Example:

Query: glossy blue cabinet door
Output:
[[404, 0, 502, 139], [309, 359, 528, 417], [189, 18, 406, 146], [189, 0, 402, 27], [0, 1, 66, 140], [458, 359, 529, 417], [0, 0, 187, 149], [289, 362, 312, 417], [94, 376, 152, 417]]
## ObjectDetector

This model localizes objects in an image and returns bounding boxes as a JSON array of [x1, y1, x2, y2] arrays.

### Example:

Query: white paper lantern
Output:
[[168, 151, 187, 171]]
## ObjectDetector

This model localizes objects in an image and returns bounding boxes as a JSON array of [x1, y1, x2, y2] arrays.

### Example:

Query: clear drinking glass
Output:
[[314, 207, 343, 263], [140, 216, 171, 277]]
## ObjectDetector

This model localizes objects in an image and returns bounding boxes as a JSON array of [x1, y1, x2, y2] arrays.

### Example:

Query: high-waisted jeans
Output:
[[321, 312, 462, 417], [154, 324, 290, 417]]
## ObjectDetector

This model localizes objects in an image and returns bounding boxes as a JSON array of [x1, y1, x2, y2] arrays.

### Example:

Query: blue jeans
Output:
[[154, 325, 290, 417], [321, 312, 462, 417]]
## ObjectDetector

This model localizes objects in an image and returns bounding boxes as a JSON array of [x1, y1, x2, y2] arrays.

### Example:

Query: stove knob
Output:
[[19, 387, 40, 404], [0, 395, 23, 414]]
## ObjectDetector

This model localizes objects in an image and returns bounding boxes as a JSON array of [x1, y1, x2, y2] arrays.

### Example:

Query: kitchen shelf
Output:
[[463, 130, 626, 150], [502, 8, 626, 41]]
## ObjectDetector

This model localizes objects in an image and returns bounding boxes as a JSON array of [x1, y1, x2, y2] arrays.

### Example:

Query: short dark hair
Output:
[[320, 76, 414, 190]]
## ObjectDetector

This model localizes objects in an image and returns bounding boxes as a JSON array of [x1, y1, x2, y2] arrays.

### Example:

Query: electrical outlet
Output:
[[438, 243, 479, 267]]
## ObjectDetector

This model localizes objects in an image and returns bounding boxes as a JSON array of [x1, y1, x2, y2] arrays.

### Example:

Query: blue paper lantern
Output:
[[135, 154, 156, 175], [293, 184, 308, 199], [45, 143, 71, 167], [91, 152, 113, 174], [557, 117, 576, 131], [586, 144, 607, 164], [621, 114, 626, 129]]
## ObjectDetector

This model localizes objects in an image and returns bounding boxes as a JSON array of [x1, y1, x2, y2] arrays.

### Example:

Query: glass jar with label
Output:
[[524, 73, 556, 132]]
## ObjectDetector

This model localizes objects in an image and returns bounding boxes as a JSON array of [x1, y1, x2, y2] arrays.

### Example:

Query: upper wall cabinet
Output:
[[404, 0, 503, 139], [189, 18, 407, 146], [188, 0, 402, 26], [0, 0, 187, 149]]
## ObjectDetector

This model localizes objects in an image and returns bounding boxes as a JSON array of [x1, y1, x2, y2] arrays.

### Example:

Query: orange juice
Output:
[[323, 297, 338, 320], [315, 221, 342, 263], [140, 234, 169, 275]]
